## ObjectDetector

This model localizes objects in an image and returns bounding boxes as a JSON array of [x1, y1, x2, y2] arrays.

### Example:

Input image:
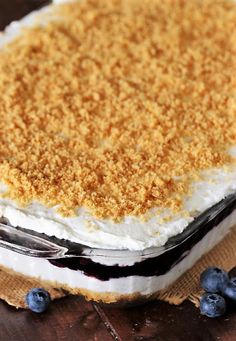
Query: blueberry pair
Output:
[[200, 266, 236, 318]]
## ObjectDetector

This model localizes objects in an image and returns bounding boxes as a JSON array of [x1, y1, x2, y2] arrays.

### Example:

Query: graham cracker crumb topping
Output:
[[0, 0, 236, 220]]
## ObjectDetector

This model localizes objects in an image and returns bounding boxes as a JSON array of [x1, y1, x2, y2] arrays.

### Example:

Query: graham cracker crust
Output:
[[0, 264, 149, 306]]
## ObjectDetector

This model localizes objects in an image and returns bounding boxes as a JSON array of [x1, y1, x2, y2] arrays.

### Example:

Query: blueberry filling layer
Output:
[[3, 194, 235, 281]]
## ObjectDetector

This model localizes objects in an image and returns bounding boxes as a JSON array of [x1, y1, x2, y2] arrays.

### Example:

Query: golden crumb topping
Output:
[[0, 0, 236, 220]]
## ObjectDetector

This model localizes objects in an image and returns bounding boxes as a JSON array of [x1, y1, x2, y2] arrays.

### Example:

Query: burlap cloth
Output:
[[0, 227, 236, 309]]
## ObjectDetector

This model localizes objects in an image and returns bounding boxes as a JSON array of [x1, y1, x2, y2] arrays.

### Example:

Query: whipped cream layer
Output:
[[0, 2, 235, 251], [0, 166, 236, 250]]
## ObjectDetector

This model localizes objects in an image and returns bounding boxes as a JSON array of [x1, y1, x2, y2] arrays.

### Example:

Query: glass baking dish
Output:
[[0, 0, 235, 308], [0, 193, 235, 306]]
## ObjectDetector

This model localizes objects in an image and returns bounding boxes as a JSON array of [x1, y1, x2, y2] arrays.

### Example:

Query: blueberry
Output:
[[228, 267, 236, 279], [200, 267, 229, 293], [222, 277, 236, 302], [26, 288, 51, 313], [200, 293, 226, 318]]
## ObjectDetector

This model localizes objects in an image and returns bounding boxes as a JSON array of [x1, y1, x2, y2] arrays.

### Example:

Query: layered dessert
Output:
[[0, 0, 235, 304]]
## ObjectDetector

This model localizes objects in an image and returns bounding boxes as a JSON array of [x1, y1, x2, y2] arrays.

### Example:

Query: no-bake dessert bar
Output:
[[0, 0, 235, 304]]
